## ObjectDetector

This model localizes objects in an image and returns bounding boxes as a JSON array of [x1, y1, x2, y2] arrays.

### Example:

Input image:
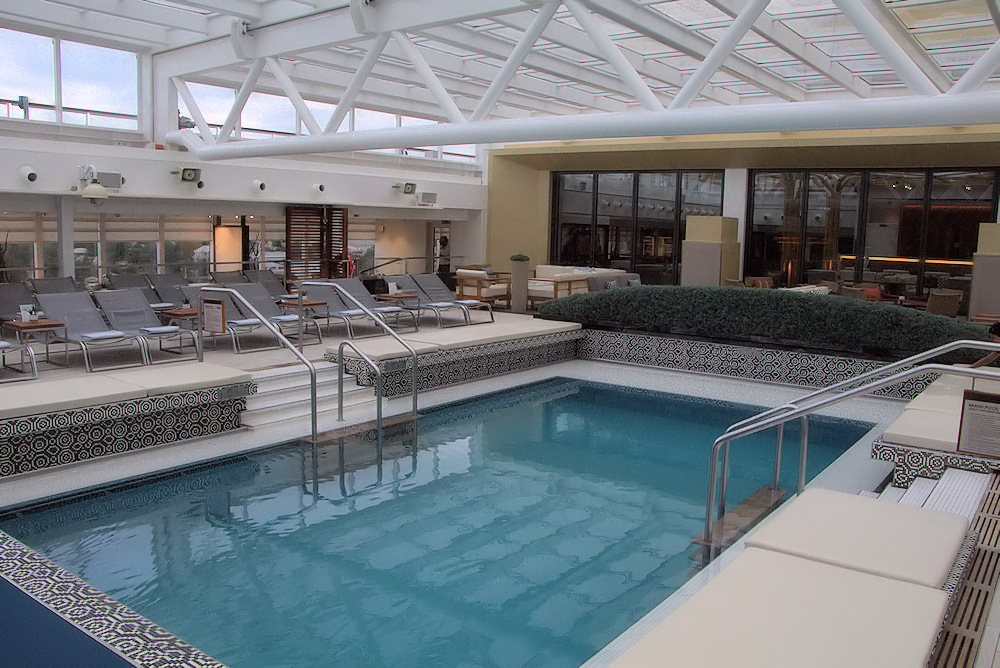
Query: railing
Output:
[[298, 281, 419, 449], [195, 286, 319, 441], [705, 340, 1000, 562]]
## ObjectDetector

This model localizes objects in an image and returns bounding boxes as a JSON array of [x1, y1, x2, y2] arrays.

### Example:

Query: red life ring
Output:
[[347, 255, 355, 277]]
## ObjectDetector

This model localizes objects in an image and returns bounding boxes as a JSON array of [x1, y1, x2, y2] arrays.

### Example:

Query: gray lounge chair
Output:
[[244, 269, 292, 300], [0, 339, 37, 382], [229, 282, 323, 347], [104, 274, 165, 308], [0, 282, 37, 324], [384, 274, 490, 327], [303, 281, 418, 338], [412, 273, 494, 324], [211, 270, 249, 284], [35, 292, 147, 371], [148, 272, 189, 306], [29, 276, 80, 294], [180, 285, 271, 353], [92, 288, 198, 363]]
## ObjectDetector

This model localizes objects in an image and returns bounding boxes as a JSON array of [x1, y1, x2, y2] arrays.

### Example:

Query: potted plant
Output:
[[510, 254, 529, 313]]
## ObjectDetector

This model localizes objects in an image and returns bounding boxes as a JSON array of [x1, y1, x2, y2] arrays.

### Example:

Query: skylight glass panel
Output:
[[931, 47, 988, 67], [811, 38, 878, 57], [767, 63, 822, 77], [840, 56, 892, 73], [796, 78, 841, 90], [653, 53, 704, 71], [484, 26, 524, 43], [890, 0, 992, 31], [141, 0, 211, 15], [698, 26, 767, 46], [862, 72, 905, 85], [648, 0, 732, 27], [783, 14, 859, 39], [615, 35, 677, 57], [545, 46, 602, 65], [764, 0, 837, 17], [736, 45, 801, 65], [915, 25, 998, 50]]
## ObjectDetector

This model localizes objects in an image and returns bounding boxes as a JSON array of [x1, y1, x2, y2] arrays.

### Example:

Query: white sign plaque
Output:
[[958, 390, 1000, 458], [202, 298, 226, 334]]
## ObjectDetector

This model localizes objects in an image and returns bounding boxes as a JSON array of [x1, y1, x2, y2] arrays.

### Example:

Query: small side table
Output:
[[2, 318, 68, 367]]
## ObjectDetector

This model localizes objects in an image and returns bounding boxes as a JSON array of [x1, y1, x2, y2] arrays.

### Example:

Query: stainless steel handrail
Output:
[[704, 358, 1000, 562], [195, 286, 319, 441], [298, 280, 419, 420]]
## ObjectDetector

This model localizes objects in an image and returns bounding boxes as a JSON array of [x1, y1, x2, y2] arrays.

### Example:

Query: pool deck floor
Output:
[[3, 313, 1000, 666]]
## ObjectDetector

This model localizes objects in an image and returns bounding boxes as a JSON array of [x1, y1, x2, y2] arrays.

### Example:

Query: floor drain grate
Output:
[[934, 474, 1000, 668]]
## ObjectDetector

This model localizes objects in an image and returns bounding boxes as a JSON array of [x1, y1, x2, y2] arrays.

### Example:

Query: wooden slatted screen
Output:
[[285, 206, 348, 282]]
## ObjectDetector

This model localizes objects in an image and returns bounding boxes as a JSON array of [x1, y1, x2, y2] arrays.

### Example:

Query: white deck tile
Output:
[[898, 477, 936, 507], [878, 486, 906, 503], [924, 469, 992, 521]]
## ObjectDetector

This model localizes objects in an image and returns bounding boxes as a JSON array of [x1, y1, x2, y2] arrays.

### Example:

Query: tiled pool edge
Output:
[[581, 330, 933, 399], [0, 532, 224, 667]]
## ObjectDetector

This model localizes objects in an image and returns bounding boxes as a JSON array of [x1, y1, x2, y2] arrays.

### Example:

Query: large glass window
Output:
[[553, 170, 723, 284], [805, 172, 861, 283], [747, 171, 804, 286], [864, 170, 926, 288]]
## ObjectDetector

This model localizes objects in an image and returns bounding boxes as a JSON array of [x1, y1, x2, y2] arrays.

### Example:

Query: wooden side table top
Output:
[[2, 318, 65, 331], [374, 293, 418, 301], [160, 308, 198, 318], [280, 299, 327, 308]]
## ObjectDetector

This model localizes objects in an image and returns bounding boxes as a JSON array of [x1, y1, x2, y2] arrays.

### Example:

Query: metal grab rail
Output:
[[195, 286, 319, 441], [722, 339, 1000, 499], [704, 359, 1000, 562], [298, 280, 419, 420]]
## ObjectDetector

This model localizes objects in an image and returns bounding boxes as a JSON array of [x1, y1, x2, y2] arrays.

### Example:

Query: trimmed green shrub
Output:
[[536, 286, 990, 360]]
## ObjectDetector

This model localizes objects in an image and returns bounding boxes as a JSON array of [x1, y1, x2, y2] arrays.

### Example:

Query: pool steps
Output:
[[242, 360, 375, 427]]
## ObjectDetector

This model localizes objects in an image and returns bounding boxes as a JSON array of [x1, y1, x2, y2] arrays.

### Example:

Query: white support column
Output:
[[670, 0, 771, 110], [470, 1, 561, 122], [53, 39, 62, 124], [325, 32, 390, 133], [217, 58, 266, 144], [137, 53, 153, 141], [832, 0, 939, 95], [150, 56, 178, 145], [265, 57, 323, 135], [392, 31, 467, 124], [565, 0, 664, 111], [33, 214, 44, 280], [56, 197, 76, 280], [948, 39, 1000, 95], [173, 78, 215, 143]]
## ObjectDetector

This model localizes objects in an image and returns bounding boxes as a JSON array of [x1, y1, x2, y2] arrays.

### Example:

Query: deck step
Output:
[[898, 477, 936, 507], [924, 469, 992, 521], [691, 485, 788, 550]]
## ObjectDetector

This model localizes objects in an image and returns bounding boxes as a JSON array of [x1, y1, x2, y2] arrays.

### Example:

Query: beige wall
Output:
[[485, 125, 1000, 271], [486, 154, 551, 272]]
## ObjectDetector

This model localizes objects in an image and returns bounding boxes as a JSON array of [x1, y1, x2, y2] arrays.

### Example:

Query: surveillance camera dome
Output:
[[313, 183, 325, 193], [252, 179, 266, 191], [197, 180, 205, 189], [20, 166, 38, 183]]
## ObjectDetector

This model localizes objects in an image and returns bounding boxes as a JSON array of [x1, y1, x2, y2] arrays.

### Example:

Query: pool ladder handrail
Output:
[[297, 281, 419, 446], [196, 286, 320, 441], [721, 339, 1000, 515], [705, 344, 1000, 562]]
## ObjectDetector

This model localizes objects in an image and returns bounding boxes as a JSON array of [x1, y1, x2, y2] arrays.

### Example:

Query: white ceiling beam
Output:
[[669, 0, 771, 109], [217, 58, 267, 143], [325, 32, 390, 132], [348, 0, 543, 35], [42, 0, 210, 35], [563, 0, 664, 111], [419, 23, 664, 106], [702, 0, 870, 97], [167, 91, 1000, 159], [494, 12, 738, 106], [172, 77, 216, 142], [855, 0, 951, 91], [470, 1, 561, 122], [156, 0, 262, 22], [265, 57, 324, 134], [989, 0, 1000, 33], [0, 1, 173, 48], [391, 32, 467, 123], [948, 39, 1000, 95], [579, 0, 804, 101]]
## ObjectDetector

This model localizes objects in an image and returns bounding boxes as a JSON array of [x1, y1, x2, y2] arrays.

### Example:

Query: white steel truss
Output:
[[2, 0, 999, 160]]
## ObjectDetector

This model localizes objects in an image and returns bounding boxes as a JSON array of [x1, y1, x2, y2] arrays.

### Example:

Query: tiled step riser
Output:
[[246, 383, 356, 410], [251, 368, 343, 394], [241, 394, 376, 426]]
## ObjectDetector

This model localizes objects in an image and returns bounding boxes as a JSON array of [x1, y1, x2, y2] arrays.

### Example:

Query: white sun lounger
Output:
[[609, 546, 949, 668]]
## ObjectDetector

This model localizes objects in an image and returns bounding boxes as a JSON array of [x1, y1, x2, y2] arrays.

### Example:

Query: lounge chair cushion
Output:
[[79, 330, 127, 340], [0, 341, 12, 350], [745, 488, 968, 588], [138, 325, 179, 335], [270, 314, 299, 323], [608, 547, 949, 668], [882, 408, 961, 452], [228, 318, 262, 327]]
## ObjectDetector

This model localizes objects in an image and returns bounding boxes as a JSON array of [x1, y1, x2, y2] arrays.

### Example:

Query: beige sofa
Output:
[[454, 268, 511, 306], [527, 265, 627, 305]]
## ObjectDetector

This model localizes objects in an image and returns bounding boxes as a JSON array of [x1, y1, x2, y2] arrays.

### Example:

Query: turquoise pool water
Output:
[[0, 378, 872, 667]]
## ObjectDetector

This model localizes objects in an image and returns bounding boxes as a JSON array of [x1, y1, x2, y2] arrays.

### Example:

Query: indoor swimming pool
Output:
[[0, 377, 873, 667]]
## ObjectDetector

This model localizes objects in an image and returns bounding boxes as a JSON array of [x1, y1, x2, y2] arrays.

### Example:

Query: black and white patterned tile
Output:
[[0, 531, 223, 667], [871, 437, 998, 487]]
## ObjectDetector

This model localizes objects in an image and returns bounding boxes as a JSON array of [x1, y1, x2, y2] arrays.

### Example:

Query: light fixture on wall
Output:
[[393, 182, 416, 194], [78, 165, 108, 207], [20, 166, 38, 183], [252, 179, 266, 192], [172, 166, 204, 188]]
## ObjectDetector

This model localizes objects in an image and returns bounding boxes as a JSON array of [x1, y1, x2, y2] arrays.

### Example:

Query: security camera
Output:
[[197, 181, 205, 189], [252, 179, 266, 191], [312, 183, 325, 193], [20, 166, 38, 183]]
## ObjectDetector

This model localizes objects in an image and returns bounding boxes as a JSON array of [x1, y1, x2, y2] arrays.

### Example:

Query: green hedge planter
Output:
[[536, 286, 990, 361]]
